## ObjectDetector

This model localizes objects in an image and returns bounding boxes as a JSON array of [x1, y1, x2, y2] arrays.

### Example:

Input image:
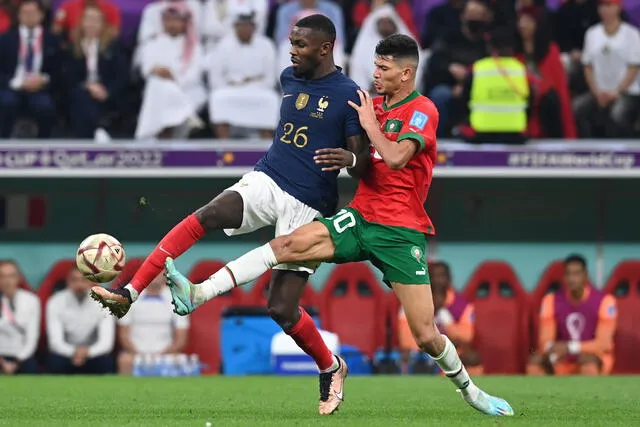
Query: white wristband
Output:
[[346, 151, 357, 169], [568, 341, 581, 355]]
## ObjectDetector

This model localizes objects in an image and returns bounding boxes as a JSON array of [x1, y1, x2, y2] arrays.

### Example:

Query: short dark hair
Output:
[[564, 254, 587, 270], [375, 34, 419, 65], [487, 27, 514, 53], [20, 0, 44, 11], [295, 14, 336, 42]]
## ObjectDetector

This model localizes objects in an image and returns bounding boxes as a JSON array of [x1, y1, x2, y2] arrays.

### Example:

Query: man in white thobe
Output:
[[200, 0, 269, 53], [136, 5, 206, 140], [208, 11, 279, 138]]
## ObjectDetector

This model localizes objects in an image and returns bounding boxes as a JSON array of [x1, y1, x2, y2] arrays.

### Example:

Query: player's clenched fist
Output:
[[314, 148, 357, 172], [348, 90, 379, 131]]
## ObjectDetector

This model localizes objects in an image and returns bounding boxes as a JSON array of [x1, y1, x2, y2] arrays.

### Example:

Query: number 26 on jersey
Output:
[[280, 122, 309, 148]]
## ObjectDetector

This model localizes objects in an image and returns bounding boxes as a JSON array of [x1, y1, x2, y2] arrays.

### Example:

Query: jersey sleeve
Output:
[[344, 88, 363, 138], [397, 102, 438, 152], [598, 294, 617, 321]]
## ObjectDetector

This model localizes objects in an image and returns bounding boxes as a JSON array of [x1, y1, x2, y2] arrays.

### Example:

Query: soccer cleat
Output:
[[164, 258, 196, 316], [318, 356, 348, 415], [458, 388, 515, 416], [90, 286, 132, 319]]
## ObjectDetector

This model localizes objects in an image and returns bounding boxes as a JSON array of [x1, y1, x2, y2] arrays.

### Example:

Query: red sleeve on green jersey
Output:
[[397, 100, 438, 152]]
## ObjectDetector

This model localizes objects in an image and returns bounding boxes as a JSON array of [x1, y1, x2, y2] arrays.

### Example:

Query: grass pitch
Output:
[[2, 375, 639, 426]]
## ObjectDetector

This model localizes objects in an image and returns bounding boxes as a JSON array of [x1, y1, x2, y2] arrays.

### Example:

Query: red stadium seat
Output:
[[463, 261, 530, 374], [247, 270, 319, 311], [530, 260, 565, 352], [603, 260, 640, 374], [110, 257, 145, 288], [185, 260, 244, 374], [320, 263, 386, 358]]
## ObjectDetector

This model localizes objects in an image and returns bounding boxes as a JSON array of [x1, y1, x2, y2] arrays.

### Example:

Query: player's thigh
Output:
[[366, 224, 429, 287], [208, 171, 281, 236], [314, 207, 368, 264], [273, 192, 323, 273], [272, 221, 337, 263]]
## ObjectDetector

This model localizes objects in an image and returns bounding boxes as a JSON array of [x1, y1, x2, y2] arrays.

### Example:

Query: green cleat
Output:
[[164, 257, 196, 316]]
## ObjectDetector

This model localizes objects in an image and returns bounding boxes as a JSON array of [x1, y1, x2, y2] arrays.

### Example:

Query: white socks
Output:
[[431, 335, 479, 400], [195, 243, 278, 306]]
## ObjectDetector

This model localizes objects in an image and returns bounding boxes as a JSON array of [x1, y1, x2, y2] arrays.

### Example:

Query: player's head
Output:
[[372, 34, 419, 96], [563, 254, 588, 293], [289, 14, 336, 78]]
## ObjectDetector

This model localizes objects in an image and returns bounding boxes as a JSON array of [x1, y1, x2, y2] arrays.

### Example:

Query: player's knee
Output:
[[195, 201, 222, 230], [414, 326, 441, 355], [528, 353, 546, 366], [195, 192, 243, 231], [267, 300, 299, 331], [577, 353, 601, 375]]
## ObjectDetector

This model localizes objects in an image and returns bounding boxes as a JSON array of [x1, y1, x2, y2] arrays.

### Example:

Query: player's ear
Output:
[[320, 41, 332, 56], [400, 66, 413, 83]]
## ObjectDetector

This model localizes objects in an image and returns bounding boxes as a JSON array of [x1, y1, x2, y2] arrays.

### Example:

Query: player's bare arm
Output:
[[348, 89, 418, 170], [313, 134, 370, 177]]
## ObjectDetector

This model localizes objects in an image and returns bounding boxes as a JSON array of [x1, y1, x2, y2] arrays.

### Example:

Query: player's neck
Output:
[[384, 86, 416, 109], [309, 62, 338, 80]]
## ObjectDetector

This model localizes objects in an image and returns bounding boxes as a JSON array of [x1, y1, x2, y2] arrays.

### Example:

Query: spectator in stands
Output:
[[514, 7, 577, 138], [208, 11, 278, 139], [351, 0, 417, 38], [0, 0, 59, 139], [0, 260, 39, 375], [53, 0, 120, 40], [397, 261, 483, 375], [274, 0, 345, 47], [573, 0, 640, 138], [460, 26, 530, 143], [117, 273, 188, 375], [349, 4, 411, 92], [423, 0, 492, 137], [201, 0, 269, 52], [46, 266, 115, 374], [65, 6, 127, 138], [553, 0, 599, 95], [527, 254, 617, 376], [420, 0, 463, 50], [135, 4, 205, 140], [138, 0, 204, 48]]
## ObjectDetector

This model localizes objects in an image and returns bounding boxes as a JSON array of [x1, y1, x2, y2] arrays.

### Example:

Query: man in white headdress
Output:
[[137, 0, 203, 46], [348, 4, 412, 92], [200, 0, 269, 53], [208, 10, 279, 138], [135, 4, 206, 140]]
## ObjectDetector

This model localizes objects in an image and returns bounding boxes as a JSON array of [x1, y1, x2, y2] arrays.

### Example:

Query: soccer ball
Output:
[[76, 233, 126, 283]]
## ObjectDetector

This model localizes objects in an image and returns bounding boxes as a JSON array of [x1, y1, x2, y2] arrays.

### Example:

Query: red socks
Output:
[[287, 307, 335, 371], [130, 214, 206, 294]]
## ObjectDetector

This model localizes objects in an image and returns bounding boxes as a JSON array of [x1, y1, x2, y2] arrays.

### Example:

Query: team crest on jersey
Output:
[[409, 111, 428, 130], [295, 93, 309, 110], [410, 246, 423, 262], [311, 96, 329, 119]]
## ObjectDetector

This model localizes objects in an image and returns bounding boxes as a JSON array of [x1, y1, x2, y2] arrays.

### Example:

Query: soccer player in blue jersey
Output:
[[91, 14, 367, 414]]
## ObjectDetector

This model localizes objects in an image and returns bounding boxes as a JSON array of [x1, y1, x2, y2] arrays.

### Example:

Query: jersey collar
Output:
[[382, 90, 420, 111]]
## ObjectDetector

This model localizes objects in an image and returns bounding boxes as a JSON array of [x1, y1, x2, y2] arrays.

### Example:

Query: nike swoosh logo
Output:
[[283, 94, 293, 98], [335, 389, 343, 400]]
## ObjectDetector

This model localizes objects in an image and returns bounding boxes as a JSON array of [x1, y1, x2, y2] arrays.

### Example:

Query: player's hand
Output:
[[348, 90, 379, 132], [72, 347, 89, 366], [2, 360, 18, 375], [314, 148, 355, 172]]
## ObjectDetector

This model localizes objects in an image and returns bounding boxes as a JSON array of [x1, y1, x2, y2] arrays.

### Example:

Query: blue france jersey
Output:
[[255, 67, 362, 217]]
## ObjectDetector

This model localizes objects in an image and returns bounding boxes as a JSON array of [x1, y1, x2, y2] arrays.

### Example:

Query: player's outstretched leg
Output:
[[392, 283, 514, 416], [90, 192, 243, 318]]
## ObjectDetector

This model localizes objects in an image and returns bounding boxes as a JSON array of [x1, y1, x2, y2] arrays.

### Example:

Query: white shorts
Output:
[[223, 171, 321, 273]]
